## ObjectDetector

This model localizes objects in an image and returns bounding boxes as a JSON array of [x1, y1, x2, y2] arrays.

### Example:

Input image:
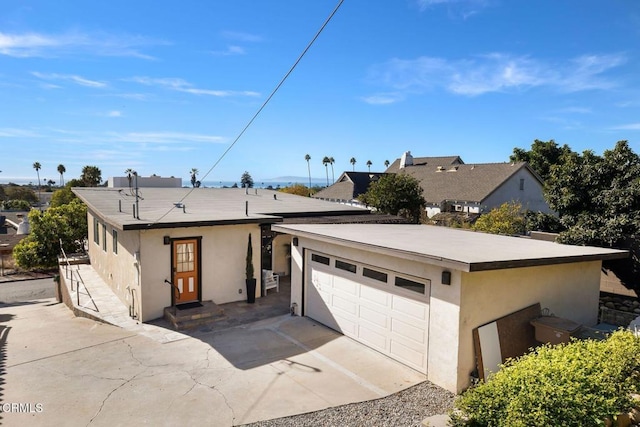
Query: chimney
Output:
[[400, 151, 413, 169]]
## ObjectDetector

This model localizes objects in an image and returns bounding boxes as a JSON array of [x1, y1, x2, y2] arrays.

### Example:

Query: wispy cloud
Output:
[[31, 71, 107, 88], [610, 123, 640, 130], [0, 31, 163, 59], [415, 0, 489, 18], [0, 127, 43, 138], [364, 52, 627, 102], [361, 93, 405, 105], [106, 111, 123, 117], [108, 131, 226, 144], [127, 76, 260, 97], [210, 45, 246, 56], [221, 31, 263, 43]]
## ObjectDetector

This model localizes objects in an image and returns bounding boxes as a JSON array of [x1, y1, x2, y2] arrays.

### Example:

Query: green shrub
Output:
[[450, 330, 640, 427], [2, 199, 31, 210]]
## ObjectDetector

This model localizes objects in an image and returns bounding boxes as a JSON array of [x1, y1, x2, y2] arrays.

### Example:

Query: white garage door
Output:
[[306, 252, 430, 373]]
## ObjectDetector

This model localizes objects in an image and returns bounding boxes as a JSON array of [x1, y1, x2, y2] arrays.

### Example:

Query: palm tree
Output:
[[329, 156, 335, 184], [33, 162, 42, 208], [57, 164, 66, 186], [304, 154, 311, 195], [322, 156, 330, 187], [384, 159, 390, 169], [190, 168, 199, 188], [350, 157, 356, 171], [366, 160, 372, 172]]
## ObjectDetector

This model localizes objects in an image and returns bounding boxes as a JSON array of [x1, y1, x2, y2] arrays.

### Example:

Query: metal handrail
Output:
[[59, 239, 98, 312], [164, 279, 181, 304]]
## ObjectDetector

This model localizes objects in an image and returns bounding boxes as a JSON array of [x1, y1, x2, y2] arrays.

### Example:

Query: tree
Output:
[[366, 160, 372, 172], [472, 202, 527, 235], [80, 165, 102, 187], [13, 199, 87, 269], [279, 183, 311, 197], [4, 186, 38, 204], [190, 168, 199, 188], [384, 159, 390, 169], [329, 156, 335, 184], [50, 187, 78, 207], [304, 154, 312, 194], [510, 139, 572, 181], [33, 161, 42, 208], [546, 141, 640, 247], [358, 173, 425, 223], [322, 156, 331, 187], [124, 168, 136, 188], [240, 171, 254, 188], [350, 157, 356, 171], [57, 164, 66, 186]]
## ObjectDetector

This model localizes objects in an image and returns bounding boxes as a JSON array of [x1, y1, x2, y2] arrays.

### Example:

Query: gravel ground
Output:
[[243, 380, 455, 427]]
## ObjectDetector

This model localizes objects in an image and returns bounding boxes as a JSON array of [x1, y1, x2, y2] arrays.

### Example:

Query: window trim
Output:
[[112, 229, 118, 254], [93, 218, 100, 246], [102, 224, 107, 251]]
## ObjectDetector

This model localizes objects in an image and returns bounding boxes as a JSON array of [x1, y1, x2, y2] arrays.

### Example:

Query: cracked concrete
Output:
[[0, 299, 425, 426]]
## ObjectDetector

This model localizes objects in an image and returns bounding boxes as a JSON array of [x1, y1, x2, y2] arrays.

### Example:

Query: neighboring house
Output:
[[0, 212, 29, 275], [388, 153, 550, 217], [312, 172, 385, 207], [108, 175, 182, 188], [72, 187, 372, 322], [315, 151, 550, 217], [272, 223, 627, 393]]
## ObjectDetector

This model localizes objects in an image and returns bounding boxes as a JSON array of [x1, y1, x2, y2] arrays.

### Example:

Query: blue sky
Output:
[[1, 0, 639, 185]]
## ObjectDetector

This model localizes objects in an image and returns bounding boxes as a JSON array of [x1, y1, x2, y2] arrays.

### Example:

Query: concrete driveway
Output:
[[0, 298, 426, 426]]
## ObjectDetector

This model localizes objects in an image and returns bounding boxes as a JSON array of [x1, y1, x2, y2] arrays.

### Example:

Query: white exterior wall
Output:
[[87, 208, 263, 322], [272, 234, 291, 276], [457, 260, 601, 392], [139, 223, 262, 321], [483, 168, 550, 213], [87, 211, 142, 319], [289, 237, 462, 392]]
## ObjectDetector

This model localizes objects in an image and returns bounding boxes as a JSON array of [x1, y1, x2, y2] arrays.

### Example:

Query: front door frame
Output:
[[170, 236, 202, 305]]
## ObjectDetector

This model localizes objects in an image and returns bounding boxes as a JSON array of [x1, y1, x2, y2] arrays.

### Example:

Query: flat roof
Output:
[[272, 224, 628, 272], [73, 187, 368, 230]]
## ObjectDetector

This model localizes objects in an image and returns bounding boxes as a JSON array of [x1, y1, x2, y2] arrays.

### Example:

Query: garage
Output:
[[305, 251, 430, 373]]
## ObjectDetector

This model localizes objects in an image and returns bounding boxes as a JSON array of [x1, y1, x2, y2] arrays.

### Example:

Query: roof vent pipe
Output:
[[245, 201, 248, 216], [132, 204, 136, 219], [119, 200, 122, 212], [182, 204, 186, 213]]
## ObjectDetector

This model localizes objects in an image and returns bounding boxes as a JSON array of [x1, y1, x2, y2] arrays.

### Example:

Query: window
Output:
[[311, 254, 330, 265], [176, 242, 195, 272], [102, 224, 107, 251], [112, 230, 118, 254], [519, 178, 525, 191], [93, 218, 100, 245], [363, 267, 388, 283], [335, 259, 356, 274], [395, 276, 427, 294]]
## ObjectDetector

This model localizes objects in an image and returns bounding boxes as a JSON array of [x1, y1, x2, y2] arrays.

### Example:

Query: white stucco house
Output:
[[272, 223, 626, 393], [72, 187, 370, 322]]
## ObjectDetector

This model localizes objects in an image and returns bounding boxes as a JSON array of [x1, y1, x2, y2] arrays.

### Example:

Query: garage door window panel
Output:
[[335, 259, 356, 274], [311, 254, 330, 265], [395, 276, 427, 295], [363, 267, 388, 283]]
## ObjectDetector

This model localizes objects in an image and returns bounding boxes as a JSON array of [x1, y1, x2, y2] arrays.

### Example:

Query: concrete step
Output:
[[163, 301, 227, 330]]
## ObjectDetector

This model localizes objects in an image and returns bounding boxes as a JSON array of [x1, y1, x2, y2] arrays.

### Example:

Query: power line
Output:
[[151, 0, 345, 225]]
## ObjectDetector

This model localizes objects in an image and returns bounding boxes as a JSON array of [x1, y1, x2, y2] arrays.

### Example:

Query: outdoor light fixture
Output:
[[292, 237, 298, 246], [441, 271, 451, 285], [163, 236, 170, 245]]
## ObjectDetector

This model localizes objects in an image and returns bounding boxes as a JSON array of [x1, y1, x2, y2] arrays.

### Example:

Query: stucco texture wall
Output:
[[87, 212, 141, 319], [289, 236, 462, 392], [456, 260, 602, 392], [139, 223, 262, 321], [483, 168, 550, 213], [272, 234, 291, 276]]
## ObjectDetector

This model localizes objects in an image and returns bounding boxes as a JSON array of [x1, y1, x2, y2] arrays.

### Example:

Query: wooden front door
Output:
[[173, 239, 199, 304]]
